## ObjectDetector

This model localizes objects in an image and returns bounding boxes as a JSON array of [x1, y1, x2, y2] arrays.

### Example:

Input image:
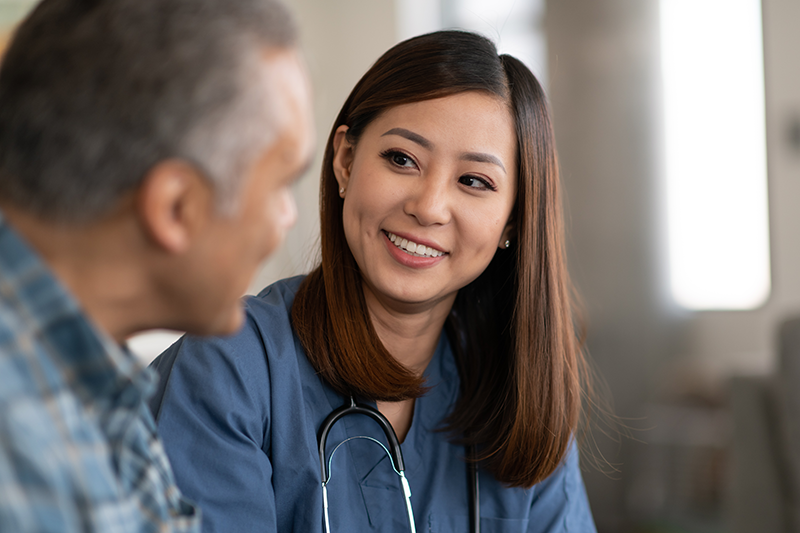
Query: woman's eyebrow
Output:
[[381, 127, 506, 174], [381, 127, 432, 149], [460, 152, 506, 174]]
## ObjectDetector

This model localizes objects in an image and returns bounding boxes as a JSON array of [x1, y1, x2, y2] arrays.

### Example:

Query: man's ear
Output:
[[331, 125, 354, 196], [135, 160, 212, 254]]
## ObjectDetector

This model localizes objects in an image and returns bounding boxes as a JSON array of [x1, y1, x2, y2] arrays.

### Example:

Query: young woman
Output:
[[150, 30, 596, 532]]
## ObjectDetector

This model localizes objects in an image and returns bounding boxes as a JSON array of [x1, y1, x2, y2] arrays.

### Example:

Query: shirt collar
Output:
[[0, 211, 154, 410]]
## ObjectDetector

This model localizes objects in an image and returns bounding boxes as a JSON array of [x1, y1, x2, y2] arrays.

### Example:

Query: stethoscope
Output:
[[318, 396, 481, 533]]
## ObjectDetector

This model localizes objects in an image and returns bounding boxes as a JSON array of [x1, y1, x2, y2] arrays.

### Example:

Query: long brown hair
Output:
[[292, 30, 584, 488]]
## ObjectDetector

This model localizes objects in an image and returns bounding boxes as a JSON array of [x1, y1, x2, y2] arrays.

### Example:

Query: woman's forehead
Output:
[[364, 93, 516, 160]]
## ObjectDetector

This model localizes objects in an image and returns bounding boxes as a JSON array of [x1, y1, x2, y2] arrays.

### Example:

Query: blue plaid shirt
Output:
[[0, 213, 200, 532]]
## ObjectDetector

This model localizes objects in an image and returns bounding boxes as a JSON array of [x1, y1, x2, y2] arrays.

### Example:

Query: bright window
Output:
[[660, 0, 770, 310]]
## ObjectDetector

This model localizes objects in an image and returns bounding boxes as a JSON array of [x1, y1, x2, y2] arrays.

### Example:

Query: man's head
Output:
[[0, 0, 314, 337]]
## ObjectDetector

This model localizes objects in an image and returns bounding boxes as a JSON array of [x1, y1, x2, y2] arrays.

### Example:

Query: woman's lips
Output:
[[384, 231, 446, 258], [382, 231, 447, 268]]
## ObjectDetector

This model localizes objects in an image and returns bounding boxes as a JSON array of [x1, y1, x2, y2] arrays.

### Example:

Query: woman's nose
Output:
[[403, 172, 452, 227]]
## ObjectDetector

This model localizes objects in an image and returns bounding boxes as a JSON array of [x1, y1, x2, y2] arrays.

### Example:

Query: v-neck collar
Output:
[[400, 332, 459, 477], [318, 331, 458, 485]]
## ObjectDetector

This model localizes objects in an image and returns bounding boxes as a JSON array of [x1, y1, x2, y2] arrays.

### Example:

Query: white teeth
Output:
[[385, 232, 445, 258]]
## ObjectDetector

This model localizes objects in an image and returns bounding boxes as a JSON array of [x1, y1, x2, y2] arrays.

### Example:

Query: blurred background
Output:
[[3, 0, 799, 531]]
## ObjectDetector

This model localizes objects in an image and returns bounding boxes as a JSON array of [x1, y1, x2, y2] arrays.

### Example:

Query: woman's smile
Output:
[[384, 231, 446, 258], [382, 230, 448, 269]]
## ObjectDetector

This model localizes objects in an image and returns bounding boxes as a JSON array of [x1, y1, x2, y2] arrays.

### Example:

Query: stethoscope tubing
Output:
[[317, 396, 479, 533], [317, 396, 405, 482], [468, 445, 480, 533]]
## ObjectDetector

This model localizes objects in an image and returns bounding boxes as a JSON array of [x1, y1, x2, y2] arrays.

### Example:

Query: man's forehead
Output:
[[260, 47, 310, 98], [267, 50, 314, 157], [254, 47, 314, 177]]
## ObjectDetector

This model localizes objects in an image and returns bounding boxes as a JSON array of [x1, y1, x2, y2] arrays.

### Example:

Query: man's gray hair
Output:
[[0, 0, 298, 222]]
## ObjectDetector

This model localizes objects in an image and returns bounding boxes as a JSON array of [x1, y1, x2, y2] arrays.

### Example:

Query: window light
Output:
[[660, 0, 770, 310]]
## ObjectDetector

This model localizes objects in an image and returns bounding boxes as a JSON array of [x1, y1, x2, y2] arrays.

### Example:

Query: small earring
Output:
[[504, 240, 511, 249], [339, 186, 345, 197]]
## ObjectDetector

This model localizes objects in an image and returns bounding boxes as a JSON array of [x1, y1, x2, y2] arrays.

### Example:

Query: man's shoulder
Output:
[[0, 385, 199, 532], [0, 334, 110, 530], [0, 318, 200, 532], [0, 299, 92, 457], [0, 298, 54, 404], [0, 287, 108, 524]]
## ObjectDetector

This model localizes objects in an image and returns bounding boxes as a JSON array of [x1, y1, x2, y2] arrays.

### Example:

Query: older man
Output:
[[0, 0, 314, 530]]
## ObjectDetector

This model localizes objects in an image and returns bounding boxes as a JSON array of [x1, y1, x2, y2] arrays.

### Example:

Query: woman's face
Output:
[[332, 91, 517, 311]]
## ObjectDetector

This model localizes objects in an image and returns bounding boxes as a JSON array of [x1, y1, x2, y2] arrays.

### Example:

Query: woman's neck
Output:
[[361, 283, 457, 442], [361, 283, 456, 375]]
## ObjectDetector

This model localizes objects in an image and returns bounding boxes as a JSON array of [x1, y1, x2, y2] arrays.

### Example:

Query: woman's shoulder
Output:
[[245, 274, 305, 326], [148, 275, 309, 418], [162, 274, 306, 362], [238, 274, 307, 361], [250, 274, 306, 307]]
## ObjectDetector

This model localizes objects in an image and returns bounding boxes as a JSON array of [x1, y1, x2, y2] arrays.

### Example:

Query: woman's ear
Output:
[[331, 125, 354, 196], [499, 221, 515, 249]]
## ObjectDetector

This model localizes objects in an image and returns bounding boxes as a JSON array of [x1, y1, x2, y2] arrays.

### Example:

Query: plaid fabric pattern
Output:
[[0, 213, 200, 532]]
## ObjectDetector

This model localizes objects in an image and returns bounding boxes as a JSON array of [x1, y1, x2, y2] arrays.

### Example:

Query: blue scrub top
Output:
[[149, 276, 597, 532]]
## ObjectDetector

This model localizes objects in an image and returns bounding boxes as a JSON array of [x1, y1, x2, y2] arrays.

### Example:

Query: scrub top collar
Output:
[[319, 331, 459, 484]]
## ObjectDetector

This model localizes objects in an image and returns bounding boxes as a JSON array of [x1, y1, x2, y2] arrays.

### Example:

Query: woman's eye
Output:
[[381, 150, 417, 169], [459, 175, 493, 190], [393, 154, 410, 166]]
